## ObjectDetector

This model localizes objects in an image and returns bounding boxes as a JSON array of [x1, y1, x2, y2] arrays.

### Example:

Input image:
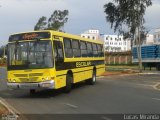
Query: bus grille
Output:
[[29, 77, 39, 81], [14, 73, 43, 82], [14, 73, 43, 77], [19, 78, 28, 82], [19, 77, 39, 82], [29, 73, 43, 77], [14, 74, 28, 77]]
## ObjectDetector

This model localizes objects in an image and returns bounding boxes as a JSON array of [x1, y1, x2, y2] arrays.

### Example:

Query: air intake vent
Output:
[[14, 74, 28, 77], [29, 73, 43, 77]]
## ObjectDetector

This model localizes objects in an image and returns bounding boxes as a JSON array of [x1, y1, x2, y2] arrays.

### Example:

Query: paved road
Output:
[[0, 68, 160, 119]]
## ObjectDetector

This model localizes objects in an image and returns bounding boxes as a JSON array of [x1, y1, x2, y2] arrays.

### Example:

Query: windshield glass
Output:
[[8, 41, 53, 70]]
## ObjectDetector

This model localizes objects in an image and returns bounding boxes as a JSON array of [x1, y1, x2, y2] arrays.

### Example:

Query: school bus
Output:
[[7, 30, 105, 93]]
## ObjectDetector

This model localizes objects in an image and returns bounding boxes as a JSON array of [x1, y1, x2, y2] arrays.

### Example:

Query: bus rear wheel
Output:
[[30, 89, 36, 94], [157, 64, 160, 71], [64, 74, 72, 93], [86, 70, 96, 85]]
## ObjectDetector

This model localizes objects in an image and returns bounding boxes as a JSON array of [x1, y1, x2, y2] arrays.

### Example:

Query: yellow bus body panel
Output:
[[7, 30, 105, 90]]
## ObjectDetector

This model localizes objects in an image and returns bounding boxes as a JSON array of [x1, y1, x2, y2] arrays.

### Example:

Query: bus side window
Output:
[[64, 38, 73, 58], [100, 45, 104, 57], [80, 41, 88, 57], [87, 42, 93, 57], [72, 39, 81, 57], [92, 43, 98, 57], [97, 44, 102, 57], [54, 41, 64, 61]]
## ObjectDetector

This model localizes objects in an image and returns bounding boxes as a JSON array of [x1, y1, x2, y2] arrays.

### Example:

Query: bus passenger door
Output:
[[53, 40, 64, 70]]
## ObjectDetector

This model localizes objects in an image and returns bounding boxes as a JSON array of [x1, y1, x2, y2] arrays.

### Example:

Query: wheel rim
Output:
[[93, 72, 96, 82]]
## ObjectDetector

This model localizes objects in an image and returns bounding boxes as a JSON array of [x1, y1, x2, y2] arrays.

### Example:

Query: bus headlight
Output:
[[8, 79, 16, 82], [41, 80, 54, 88]]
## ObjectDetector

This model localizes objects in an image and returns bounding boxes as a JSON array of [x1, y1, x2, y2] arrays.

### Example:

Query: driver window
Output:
[[53, 41, 64, 60]]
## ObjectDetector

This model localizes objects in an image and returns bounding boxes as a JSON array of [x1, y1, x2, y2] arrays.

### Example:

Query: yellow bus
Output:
[[7, 30, 105, 94]]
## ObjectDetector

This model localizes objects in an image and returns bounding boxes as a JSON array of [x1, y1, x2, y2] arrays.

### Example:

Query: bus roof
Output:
[[9, 30, 104, 44]]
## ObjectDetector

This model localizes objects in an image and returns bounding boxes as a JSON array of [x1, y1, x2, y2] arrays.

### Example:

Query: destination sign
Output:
[[9, 32, 51, 42]]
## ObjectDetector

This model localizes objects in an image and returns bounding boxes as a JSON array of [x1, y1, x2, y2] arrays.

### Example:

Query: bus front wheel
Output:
[[64, 74, 72, 93]]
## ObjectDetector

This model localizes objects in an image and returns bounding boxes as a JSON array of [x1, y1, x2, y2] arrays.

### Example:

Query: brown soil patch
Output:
[[0, 103, 10, 115]]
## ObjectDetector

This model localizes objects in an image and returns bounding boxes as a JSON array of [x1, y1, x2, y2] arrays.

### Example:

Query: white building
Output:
[[153, 28, 160, 43], [104, 35, 131, 52], [81, 29, 100, 40], [81, 29, 131, 52], [143, 34, 154, 45]]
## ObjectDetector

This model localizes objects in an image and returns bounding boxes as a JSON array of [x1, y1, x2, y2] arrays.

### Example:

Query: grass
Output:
[[105, 64, 158, 75], [106, 65, 139, 72], [102, 65, 139, 76]]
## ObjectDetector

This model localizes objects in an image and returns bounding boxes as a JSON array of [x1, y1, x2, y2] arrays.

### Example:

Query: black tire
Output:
[[86, 70, 96, 85], [64, 74, 72, 93], [157, 64, 160, 71], [30, 89, 36, 94]]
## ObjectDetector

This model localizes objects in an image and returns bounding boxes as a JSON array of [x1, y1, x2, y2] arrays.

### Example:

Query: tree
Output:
[[34, 10, 69, 31], [134, 26, 150, 45], [34, 16, 47, 30], [47, 10, 69, 30], [0, 45, 7, 57], [104, 0, 152, 72]]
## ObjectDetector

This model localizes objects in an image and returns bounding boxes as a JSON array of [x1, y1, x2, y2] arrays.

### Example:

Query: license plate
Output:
[[20, 84, 38, 88]]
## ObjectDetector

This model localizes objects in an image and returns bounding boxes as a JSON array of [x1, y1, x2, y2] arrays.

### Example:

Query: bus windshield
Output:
[[8, 41, 53, 70]]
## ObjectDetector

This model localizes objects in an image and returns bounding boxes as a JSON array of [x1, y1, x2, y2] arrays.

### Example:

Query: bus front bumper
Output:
[[7, 80, 55, 89]]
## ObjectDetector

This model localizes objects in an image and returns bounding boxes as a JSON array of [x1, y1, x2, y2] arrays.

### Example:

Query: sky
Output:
[[0, 0, 160, 46]]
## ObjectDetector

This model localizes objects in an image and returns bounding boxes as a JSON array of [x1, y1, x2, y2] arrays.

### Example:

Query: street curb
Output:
[[0, 97, 20, 119], [138, 72, 160, 75], [101, 71, 160, 77]]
